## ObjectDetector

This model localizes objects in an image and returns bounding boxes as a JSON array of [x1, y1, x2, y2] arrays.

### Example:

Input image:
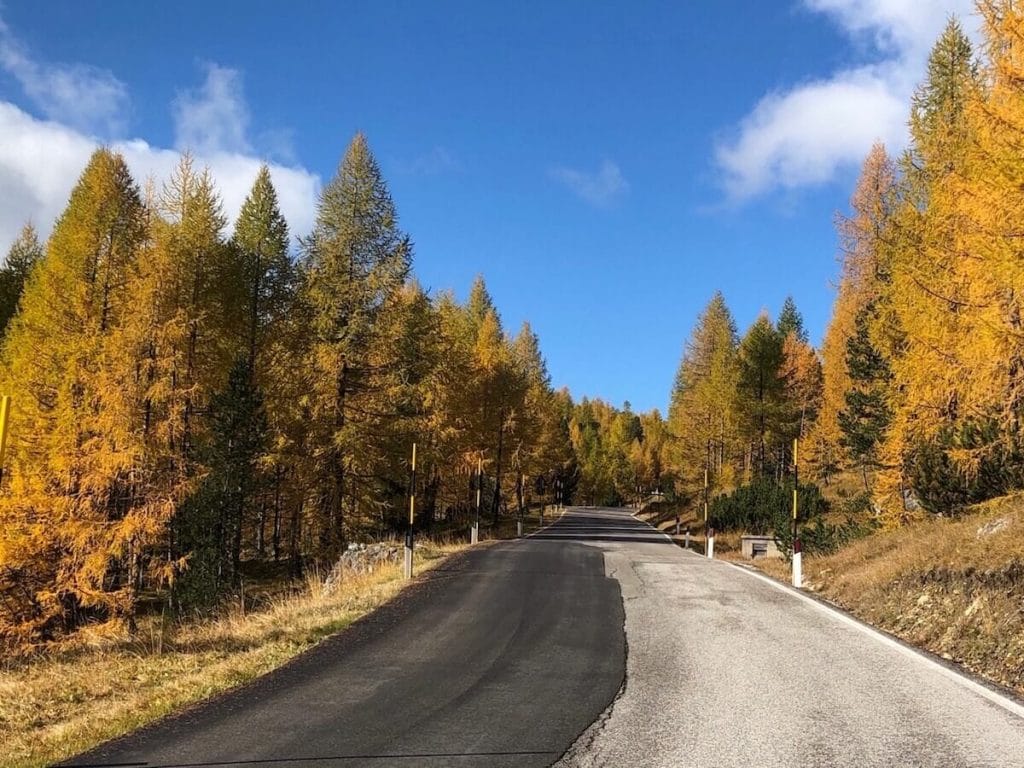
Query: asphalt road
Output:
[[554, 508, 1024, 768], [64, 507, 1024, 767], [62, 519, 627, 768]]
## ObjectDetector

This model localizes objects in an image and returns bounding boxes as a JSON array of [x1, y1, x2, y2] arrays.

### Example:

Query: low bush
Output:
[[708, 477, 828, 536], [709, 477, 874, 559]]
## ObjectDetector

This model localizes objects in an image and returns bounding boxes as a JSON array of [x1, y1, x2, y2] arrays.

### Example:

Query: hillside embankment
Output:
[[684, 493, 1024, 696]]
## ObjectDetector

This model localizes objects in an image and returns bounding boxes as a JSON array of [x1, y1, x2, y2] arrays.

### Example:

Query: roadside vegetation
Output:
[[0, 539, 464, 768], [581, 7, 1024, 698], [743, 495, 1024, 696], [0, 133, 579, 654]]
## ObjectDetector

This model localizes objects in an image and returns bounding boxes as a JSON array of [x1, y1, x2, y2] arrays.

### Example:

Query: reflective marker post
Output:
[[792, 438, 802, 588], [0, 396, 10, 487], [516, 474, 525, 538], [704, 450, 714, 559], [472, 456, 482, 545]]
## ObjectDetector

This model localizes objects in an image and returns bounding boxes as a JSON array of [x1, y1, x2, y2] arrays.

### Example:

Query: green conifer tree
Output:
[[0, 223, 43, 337], [301, 133, 411, 558]]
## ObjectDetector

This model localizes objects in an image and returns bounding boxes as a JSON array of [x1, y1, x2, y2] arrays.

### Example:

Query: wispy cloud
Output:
[[0, 17, 320, 253], [396, 146, 460, 175], [550, 160, 629, 207], [0, 15, 129, 137], [173, 63, 252, 155], [715, 0, 977, 202]]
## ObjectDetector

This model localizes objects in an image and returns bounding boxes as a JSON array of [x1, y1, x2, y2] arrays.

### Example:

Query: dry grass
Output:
[[0, 540, 466, 768], [741, 493, 1024, 695], [640, 502, 744, 554]]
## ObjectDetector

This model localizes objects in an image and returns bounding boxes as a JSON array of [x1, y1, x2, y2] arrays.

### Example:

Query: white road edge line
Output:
[[523, 505, 569, 538], [630, 510, 680, 542], [628, 507, 1024, 720], [725, 559, 1024, 721]]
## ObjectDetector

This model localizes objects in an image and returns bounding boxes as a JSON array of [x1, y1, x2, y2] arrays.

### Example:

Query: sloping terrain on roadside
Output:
[[760, 494, 1024, 694]]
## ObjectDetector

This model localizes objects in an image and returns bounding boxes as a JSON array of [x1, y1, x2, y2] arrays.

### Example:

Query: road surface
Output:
[[64, 508, 1024, 767]]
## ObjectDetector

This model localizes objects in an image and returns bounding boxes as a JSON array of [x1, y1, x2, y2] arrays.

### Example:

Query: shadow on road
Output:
[[529, 508, 673, 545], [65, 750, 560, 767]]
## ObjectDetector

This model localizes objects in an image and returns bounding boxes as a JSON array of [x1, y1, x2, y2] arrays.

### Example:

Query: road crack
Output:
[[553, 595, 629, 767]]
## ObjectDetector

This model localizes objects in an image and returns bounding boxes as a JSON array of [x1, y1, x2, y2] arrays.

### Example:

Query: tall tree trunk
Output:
[[272, 466, 282, 562], [290, 497, 303, 579], [492, 412, 505, 524], [257, 497, 266, 558], [232, 492, 244, 585]]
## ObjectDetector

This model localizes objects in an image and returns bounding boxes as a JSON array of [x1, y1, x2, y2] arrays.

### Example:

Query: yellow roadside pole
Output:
[[792, 438, 802, 588], [404, 443, 416, 579], [0, 395, 11, 485]]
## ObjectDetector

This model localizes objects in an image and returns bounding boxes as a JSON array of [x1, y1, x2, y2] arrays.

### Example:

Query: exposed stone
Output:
[[324, 543, 402, 593], [976, 516, 1010, 539]]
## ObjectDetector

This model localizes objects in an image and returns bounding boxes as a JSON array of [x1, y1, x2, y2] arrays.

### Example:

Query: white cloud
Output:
[[716, 0, 977, 201], [550, 160, 629, 207], [396, 146, 459, 175], [173, 64, 251, 155], [0, 16, 129, 137], [0, 18, 319, 254], [0, 102, 319, 253]]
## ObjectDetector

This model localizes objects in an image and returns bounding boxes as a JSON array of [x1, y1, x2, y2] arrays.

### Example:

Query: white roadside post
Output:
[[404, 443, 416, 580], [471, 456, 481, 545], [704, 458, 714, 559], [792, 438, 802, 588], [517, 473, 525, 538]]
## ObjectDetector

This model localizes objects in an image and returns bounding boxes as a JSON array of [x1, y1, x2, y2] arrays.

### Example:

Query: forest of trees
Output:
[[567, 398, 668, 506], [662, 292, 820, 514], [7, 2, 1024, 650], [0, 134, 577, 647], [661, 7, 1024, 533]]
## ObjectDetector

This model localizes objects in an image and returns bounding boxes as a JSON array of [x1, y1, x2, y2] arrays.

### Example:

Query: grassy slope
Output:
[[0, 541, 465, 768], [646, 485, 1024, 695], [741, 493, 1024, 696]]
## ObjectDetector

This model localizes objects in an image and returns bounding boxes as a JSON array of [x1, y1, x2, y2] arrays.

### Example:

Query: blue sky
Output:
[[0, 1, 976, 413]]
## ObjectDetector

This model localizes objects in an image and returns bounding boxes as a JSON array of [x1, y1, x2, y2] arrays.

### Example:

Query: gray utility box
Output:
[[740, 534, 782, 559]]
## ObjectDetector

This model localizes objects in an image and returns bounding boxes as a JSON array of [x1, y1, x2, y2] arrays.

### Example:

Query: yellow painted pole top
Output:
[[0, 395, 11, 470]]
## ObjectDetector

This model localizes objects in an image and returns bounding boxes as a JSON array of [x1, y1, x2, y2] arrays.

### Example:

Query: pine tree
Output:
[[734, 313, 785, 478], [874, 18, 980, 518], [943, 2, 1024, 481], [667, 292, 739, 501], [232, 165, 293, 380], [808, 144, 895, 486], [779, 329, 822, 445], [776, 296, 808, 343], [0, 223, 43, 337], [0, 149, 149, 635], [178, 358, 268, 603], [511, 321, 571, 485], [301, 133, 411, 558], [838, 307, 892, 491], [230, 166, 295, 559]]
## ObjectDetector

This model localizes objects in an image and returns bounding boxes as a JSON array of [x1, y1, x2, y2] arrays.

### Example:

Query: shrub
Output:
[[709, 477, 828, 536], [708, 477, 874, 559]]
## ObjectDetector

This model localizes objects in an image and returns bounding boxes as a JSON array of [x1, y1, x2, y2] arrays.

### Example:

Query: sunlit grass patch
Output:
[[0, 539, 466, 768]]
